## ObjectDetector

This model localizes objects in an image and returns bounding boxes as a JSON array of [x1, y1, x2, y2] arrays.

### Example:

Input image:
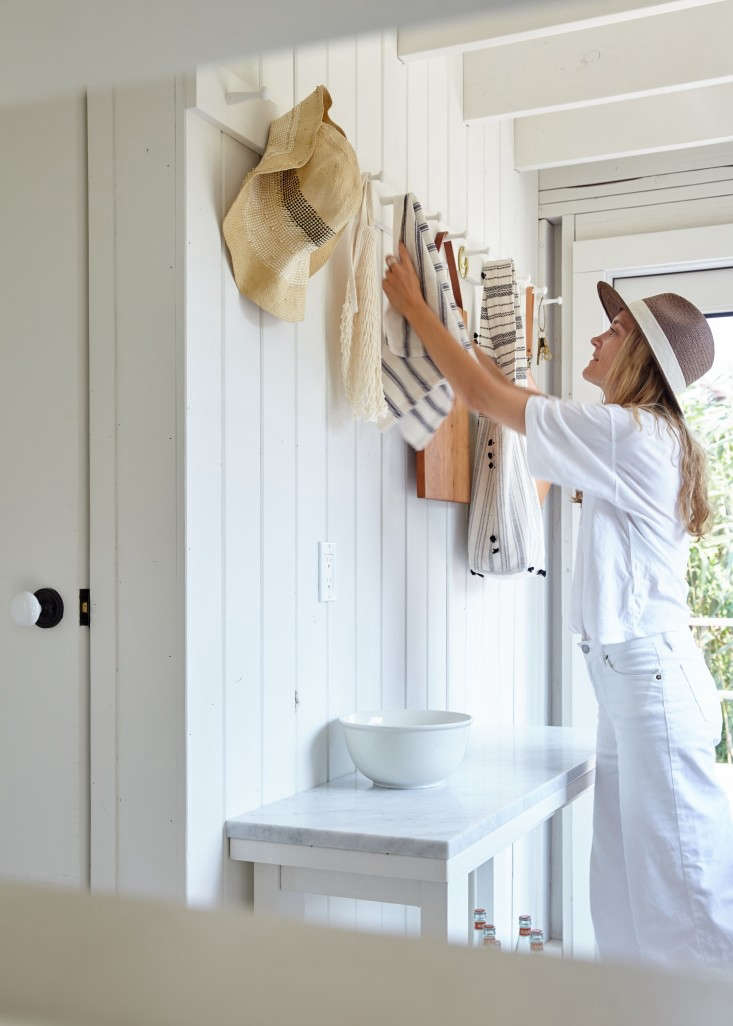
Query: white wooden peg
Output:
[[536, 285, 562, 305], [465, 247, 489, 257], [225, 85, 269, 105], [377, 194, 440, 222]]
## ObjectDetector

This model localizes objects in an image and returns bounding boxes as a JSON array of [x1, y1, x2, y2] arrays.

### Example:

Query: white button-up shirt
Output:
[[525, 395, 690, 643]]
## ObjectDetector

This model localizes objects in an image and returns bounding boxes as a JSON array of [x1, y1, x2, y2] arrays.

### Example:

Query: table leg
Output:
[[419, 874, 470, 944], [253, 863, 305, 922]]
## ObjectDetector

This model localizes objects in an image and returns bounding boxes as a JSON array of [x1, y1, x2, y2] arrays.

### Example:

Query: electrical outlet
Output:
[[318, 542, 336, 602]]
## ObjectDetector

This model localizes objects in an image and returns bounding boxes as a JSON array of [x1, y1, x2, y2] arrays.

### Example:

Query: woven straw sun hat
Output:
[[597, 281, 715, 409], [223, 84, 361, 323]]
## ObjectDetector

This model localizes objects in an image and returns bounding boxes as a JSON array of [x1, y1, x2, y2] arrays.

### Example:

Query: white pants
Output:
[[581, 629, 733, 970]]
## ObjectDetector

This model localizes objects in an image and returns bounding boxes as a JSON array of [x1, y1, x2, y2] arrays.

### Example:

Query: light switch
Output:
[[318, 541, 336, 602]]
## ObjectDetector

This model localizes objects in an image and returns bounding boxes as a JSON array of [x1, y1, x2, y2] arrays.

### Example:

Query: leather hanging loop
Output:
[[525, 285, 535, 362], [442, 240, 464, 311]]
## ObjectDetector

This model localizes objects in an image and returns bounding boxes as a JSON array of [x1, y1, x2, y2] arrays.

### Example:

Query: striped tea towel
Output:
[[379, 194, 473, 451], [467, 259, 545, 577]]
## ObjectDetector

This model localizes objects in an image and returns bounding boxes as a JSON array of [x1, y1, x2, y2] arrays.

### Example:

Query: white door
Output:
[[568, 223, 733, 957], [0, 95, 90, 886]]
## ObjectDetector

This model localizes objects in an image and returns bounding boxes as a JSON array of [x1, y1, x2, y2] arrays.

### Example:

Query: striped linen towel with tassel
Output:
[[467, 259, 546, 577]]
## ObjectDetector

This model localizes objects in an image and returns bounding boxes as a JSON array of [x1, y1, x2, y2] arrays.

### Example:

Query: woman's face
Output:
[[582, 309, 635, 389]]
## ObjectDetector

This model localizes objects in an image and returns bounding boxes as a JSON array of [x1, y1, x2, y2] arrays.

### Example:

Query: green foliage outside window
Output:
[[682, 342, 733, 764]]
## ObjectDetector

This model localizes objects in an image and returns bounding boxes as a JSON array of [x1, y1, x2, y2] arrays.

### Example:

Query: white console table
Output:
[[227, 726, 595, 945]]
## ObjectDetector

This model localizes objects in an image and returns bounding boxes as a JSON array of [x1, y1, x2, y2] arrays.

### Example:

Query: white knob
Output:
[[11, 591, 42, 627]]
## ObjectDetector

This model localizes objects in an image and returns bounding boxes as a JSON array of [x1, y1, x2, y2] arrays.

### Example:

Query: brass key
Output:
[[536, 334, 552, 364]]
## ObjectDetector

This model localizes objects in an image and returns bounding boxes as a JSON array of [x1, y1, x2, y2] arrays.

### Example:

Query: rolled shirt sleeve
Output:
[[525, 394, 618, 504]]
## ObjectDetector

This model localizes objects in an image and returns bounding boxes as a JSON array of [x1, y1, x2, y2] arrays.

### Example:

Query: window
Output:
[[680, 314, 733, 764]]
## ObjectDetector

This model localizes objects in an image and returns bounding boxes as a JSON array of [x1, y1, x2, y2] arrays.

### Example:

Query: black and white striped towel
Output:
[[467, 259, 545, 577], [379, 194, 473, 451]]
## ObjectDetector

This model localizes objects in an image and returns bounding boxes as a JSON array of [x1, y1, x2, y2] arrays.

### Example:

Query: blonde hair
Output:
[[602, 325, 711, 538]]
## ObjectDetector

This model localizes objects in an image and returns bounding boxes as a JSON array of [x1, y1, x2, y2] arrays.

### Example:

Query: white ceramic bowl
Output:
[[339, 710, 472, 788]]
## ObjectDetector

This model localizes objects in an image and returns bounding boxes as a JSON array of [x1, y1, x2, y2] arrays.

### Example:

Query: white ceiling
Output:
[[3, 0, 728, 170], [400, 0, 733, 169], [0, 0, 509, 106]]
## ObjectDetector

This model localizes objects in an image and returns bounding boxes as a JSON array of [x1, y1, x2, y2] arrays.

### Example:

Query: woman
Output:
[[383, 242, 733, 969]]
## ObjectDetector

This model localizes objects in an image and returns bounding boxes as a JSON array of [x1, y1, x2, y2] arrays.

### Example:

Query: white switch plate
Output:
[[318, 541, 336, 602]]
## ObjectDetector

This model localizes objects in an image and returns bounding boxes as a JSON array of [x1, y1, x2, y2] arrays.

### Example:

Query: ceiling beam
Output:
[[463, 0, 733, 120], [398, 0, 723, 60], [514, 81, 733, 170]]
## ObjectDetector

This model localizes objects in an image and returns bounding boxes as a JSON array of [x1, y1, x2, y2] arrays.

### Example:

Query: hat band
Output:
[[627, 299, 686, 395]]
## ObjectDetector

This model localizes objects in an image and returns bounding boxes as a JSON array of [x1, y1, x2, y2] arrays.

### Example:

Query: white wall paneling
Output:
[[538, 140, 733, 191], [538, 143, 733, 240], [184, 30, 546, 937], [185, 58, 292, 154], [0, 93, 89, 888], [88, 80, 187, 900]]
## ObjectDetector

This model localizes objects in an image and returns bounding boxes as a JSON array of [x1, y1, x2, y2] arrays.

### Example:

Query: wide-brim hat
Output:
[[597, 281, 714, 408], [223, 85, 362, 323]]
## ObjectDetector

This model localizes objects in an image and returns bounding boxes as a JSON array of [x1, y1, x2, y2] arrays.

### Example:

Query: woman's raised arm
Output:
[[383, 242, 535, 435]]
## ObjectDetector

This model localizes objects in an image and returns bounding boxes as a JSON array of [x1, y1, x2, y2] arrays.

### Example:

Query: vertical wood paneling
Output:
[[380, 31, 408, 714], [222, 133, 262, 821], [445, 55, 469, 717], [324, 39, 358, 792], [185, 111, 225, 903], [88, 89, 118, 892], [404, 59, 430, 713], [115, 81, 186, 900], [355, 33, 384, 717], [354, 32, 388, 938], [291, 41, 338, 929], [257, 54, 298, 807], [323, 36, 360, 932], [425, 57, 449, 715], [185, 30, 548, 936], [260, 302, 297, 805], [287, 48, 330, 802], [2, 92, 89, 889], [378, 31, 411, 938]]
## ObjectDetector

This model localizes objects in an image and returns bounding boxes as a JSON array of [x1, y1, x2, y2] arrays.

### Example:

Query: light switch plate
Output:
[[318, 541, 336, 602]]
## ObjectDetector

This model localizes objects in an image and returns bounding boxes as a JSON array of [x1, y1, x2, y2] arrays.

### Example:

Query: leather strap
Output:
[[525, 285, 535, 360], [443, 240, 464, 311]]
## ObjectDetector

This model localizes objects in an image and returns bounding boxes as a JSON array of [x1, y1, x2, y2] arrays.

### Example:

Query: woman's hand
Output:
[[382, 242, 426, 321]]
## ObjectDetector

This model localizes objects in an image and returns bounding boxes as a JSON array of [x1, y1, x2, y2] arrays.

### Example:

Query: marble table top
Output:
[[227, 726, 596, 860]]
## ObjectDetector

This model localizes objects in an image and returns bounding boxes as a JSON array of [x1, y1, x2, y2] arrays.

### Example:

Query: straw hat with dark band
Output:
[[223, 85, 362, 323], [597, 281, 715, 407]]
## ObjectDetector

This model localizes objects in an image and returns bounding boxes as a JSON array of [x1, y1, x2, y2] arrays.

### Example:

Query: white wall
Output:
[[539, 142, 733, 241], [0, 94, 90, 888], [186, 31, 552, 941], [88, 81, 187, 900]]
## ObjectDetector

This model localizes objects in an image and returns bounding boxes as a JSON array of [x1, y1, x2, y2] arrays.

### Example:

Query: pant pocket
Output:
[[679, 661, 722, 743], [602, 639, 661, 678]]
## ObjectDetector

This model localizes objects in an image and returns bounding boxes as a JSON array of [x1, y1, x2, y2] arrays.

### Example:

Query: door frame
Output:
[[559, 219, 733, 957]]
